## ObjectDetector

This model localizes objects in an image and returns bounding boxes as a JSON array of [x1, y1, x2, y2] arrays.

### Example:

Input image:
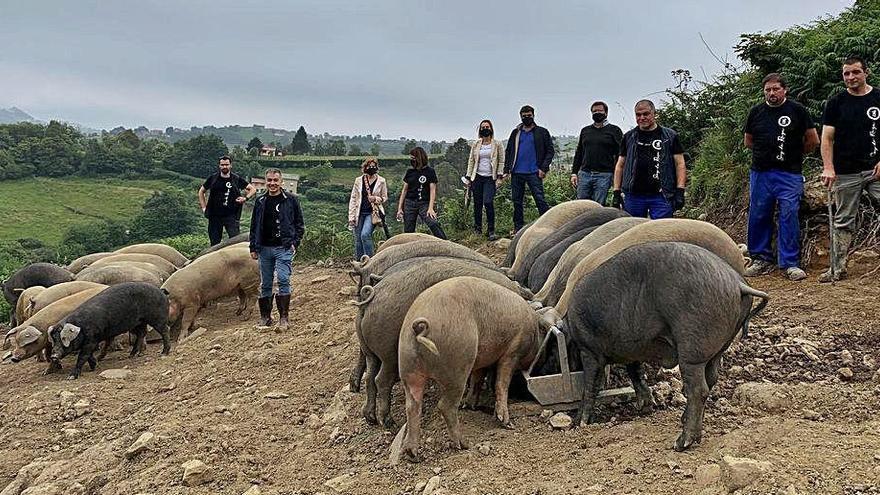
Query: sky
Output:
[[0, 0, 852, 140]]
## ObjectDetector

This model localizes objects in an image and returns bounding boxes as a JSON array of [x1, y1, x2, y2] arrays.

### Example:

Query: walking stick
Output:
[[827, 187, 837, 281]]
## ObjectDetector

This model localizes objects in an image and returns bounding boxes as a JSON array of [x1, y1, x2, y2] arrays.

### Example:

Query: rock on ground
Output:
[[731, 382, 791, 412], [181, 460, 213, 487], [719, 455, 772, 492], [99, 369, 132, 380], [124, 432, 155, 459]]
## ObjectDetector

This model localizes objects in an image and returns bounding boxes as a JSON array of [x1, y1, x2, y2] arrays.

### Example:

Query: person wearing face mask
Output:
[[396, 146, 448, 239], [611, 99, 686, 219], [348, 157, 389, 259], [742, 73, 818, 281], [570, 101, 623, 205], [465, 119, 505, 240], [504, 105, 554, 234]]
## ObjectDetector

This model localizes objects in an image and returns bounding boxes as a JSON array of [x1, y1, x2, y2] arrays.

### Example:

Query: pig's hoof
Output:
[[381, 416, 396, 430], [402, 447, 421, 463], [452, 438, 469, 450], [349, 378, 362, 393], [673, 432, 700, 452], [363, 411, 378, 425], [66, 374, 78, 380]]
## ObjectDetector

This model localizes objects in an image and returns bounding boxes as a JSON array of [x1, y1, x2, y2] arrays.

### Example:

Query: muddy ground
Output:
[[1, 242, 880, 495]]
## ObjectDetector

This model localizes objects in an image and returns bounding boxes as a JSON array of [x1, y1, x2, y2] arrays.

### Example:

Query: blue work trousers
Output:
[[747, 169, 803, 269]]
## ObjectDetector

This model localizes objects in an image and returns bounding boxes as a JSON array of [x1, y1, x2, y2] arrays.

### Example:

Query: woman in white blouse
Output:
[[465, 119, 505, 241]]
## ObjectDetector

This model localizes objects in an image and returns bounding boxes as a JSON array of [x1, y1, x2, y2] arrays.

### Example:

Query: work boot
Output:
[[257, 296, 274, 327], [818, 230, 852, 283], [275, 294, 291, 331], [784, 267, 807, 281], [743, 259, 774, 277]]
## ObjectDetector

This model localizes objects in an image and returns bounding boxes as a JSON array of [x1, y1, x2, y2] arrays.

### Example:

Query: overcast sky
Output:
[[0, 0, 851, 140]]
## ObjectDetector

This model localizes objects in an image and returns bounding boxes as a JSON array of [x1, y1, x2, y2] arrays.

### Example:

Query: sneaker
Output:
[[784, 267, 807, 281], [743, 259, 774, 277], [487, 232, 498, 242], [817, 268, 846, 283]]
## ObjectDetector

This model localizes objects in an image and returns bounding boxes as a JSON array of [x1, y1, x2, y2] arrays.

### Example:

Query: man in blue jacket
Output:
[[611, 99, 687, 219], [249, 168, 305, 331], [504, 105, 555, 233]]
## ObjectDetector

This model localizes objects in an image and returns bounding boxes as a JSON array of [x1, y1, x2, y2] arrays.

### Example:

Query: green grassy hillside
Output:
[[0, 177, 170, 244]]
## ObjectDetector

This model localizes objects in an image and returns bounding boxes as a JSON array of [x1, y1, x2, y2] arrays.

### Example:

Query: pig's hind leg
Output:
[[674, 362, 709, 451], [572, 349, 606, 427], [130, 323, 147, 357], [437, 371, 470, 450], [361, 352, 381, 424], [492, 358, 517, 428], [625, 362, 655, 414]]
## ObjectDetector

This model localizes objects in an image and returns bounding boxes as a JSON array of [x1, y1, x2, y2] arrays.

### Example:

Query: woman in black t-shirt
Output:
[[395, 147, 447, 239]]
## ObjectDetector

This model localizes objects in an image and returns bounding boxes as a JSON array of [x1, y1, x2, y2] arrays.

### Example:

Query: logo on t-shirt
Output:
[[651, 139, 662, 150], [868, 107, 880, 121], [418, 175, 427, 184], [778, 116, 791, 128]]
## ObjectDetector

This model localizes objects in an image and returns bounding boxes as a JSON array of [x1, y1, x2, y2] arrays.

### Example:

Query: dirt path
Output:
[[1, 250, 879, 494]]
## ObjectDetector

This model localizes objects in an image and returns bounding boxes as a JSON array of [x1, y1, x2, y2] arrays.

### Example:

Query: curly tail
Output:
[[412, 318, 439, 356], [739, 283, 769, 339], [354, 285, 375, 307]]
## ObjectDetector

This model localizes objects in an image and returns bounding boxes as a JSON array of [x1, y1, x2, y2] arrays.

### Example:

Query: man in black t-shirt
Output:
[[819, 56, 880, 282], [198, 155, 256, 246], [571, 101, 623, 205], [743, 73, 819, 281], [612, 99, 687, 219]]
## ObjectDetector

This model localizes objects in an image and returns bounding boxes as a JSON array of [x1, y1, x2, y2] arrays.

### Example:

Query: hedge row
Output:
[[256, 155, 441, 169]]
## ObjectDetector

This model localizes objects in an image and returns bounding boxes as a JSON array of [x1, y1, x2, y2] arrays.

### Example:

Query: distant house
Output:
[[259, 145, 283, 157], [250, 173, 299, 195]]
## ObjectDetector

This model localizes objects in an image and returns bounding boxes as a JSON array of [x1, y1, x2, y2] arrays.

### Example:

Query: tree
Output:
[[308, 162, 334, 188], [162, 135, 228, 178], [401, 139, 418, 155], [327, 139, 346, 156], [348, 144, 363, 156], [369, 143, 380, 156], [289, 126, 311, 155], [443, 138, 470, 173], [61, 219, 130, 258], [429, 141, 443, 154], [130, 190, 201, 241], [246, 136, 263, 152]]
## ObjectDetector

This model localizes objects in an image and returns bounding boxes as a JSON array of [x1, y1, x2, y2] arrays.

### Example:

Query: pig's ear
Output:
[[60, 323, 81, 347], [161, 288, 170, 296], [2, 328, 17, 350], [12, 288, 24, 295], [19, 326, 41, 346]]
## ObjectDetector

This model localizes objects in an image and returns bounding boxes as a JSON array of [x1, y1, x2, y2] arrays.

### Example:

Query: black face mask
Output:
[[479, 128, 492, 137], [365, 168, 378, 176], [521, 116, 534, 126], [592, 112, 606, 123]]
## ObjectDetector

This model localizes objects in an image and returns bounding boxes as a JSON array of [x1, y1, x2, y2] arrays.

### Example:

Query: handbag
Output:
[[371, 204, 383, 226]]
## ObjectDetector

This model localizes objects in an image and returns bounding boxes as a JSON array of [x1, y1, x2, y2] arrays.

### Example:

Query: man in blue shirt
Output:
[[503, 105, 555, 233]]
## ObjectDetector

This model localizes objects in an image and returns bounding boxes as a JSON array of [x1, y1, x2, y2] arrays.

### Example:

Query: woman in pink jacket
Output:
[[348, 158, 388, 259]]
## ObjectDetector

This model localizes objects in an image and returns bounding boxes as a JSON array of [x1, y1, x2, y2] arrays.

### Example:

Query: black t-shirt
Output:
[[204, 173, 249, 218], [574, 123, 623, 173], [745, 100, 815, 173], [403, 167, 438, 202], [360, 176, 375, 215], [822, 88, 880, 174], [261, 194, 285, 247], [619, 127, 684, 194]]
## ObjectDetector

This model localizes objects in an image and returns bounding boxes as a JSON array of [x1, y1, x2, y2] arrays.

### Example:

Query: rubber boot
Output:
[[275, 294, 290, 331], [257, 296, 274, 326], [819, 230, 852, 283]]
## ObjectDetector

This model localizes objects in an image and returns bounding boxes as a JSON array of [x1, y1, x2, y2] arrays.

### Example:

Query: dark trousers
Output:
[[511, 172, 549, 231], [403, 198, 447, 239], [472, 175, 496, 233], [207, 215, 241, 246]]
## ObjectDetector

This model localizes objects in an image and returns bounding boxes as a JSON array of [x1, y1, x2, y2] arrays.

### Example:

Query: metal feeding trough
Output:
[[521, 326, 635, 411]]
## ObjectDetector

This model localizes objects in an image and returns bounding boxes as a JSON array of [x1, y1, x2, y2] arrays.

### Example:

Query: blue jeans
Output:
[[747, 169, 803, 269], [511, 172, 549, 231], [576, 171, 613, 205], [259, 246, 293, 298], [624, 192, 673, 219], [353, 212, 375, 260]]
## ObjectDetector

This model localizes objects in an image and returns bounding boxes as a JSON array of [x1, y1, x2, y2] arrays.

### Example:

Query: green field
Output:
[[289, 165, 409, 187], [0, 177, 171, 244]]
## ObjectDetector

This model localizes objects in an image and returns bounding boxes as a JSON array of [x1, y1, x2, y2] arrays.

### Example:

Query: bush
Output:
[[58, 219, 131, 261], [160, 233, 210, 259], [304, 188, 349, 203], [130, 189, 202, 242], [0, 239, 60, 321]]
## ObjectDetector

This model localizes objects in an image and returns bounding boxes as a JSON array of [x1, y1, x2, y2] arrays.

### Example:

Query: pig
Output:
[[526, 227, 601, 292], [561, 242, 768, 451], [534, 217, 648, 306], [161, 246, 259, 341], [66, 252, 114, 274], [3, 287, 107, 368], [75, 265, 162, 287], [87, 253, 177, 275], [501, 220, 535, 268], [115, 243, 189, 267], [195, 232, 249, 258], [550, 218, 747, 319], [13, 286, 45, 327], [48, 282, 171, 379], [355, 259, 532, 427], [78, 261, 170, 282], [2, 263, 74, 311], [375, 233, 438, 254], [508, 200, 600, 277], [351, 239, 496, 288], [25, 281, 107, 320], [397, 276, 551, 462], [508, 207, 626, 284]]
